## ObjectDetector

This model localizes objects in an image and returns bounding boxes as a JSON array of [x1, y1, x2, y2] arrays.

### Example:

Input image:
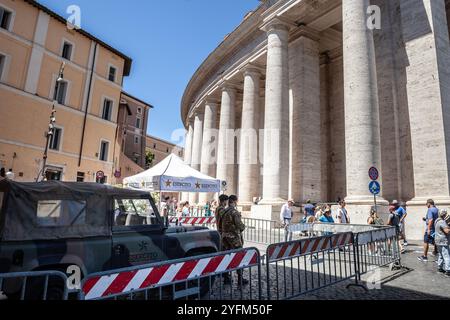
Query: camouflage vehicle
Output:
[[0, 180, 220, 299]]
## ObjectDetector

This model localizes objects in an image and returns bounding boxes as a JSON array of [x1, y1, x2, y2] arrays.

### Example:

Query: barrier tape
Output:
[[266, 232, 353, 263], [82, 248, 258, 300], [169, 217, 216, 225]]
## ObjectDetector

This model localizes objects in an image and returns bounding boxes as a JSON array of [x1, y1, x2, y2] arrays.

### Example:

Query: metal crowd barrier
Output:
[[354, 227, 401, 279], [0, 270, 69, 300], [169, 216, 217, 228], [265, 232, 357, 300], [79, 247, 262, 301], [241, 217, 284, 245]]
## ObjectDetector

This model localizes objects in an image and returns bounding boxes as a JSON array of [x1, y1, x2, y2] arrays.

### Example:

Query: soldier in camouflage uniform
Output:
[[220, 195, 248, 286], [215, 194, 229, 239]]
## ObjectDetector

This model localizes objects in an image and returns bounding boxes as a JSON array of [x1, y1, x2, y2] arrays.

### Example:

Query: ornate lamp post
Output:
[[36, 62, 65, 182]]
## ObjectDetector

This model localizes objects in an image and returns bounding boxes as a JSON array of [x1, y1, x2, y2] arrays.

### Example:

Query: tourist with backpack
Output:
[[387, 203, 405, 254]]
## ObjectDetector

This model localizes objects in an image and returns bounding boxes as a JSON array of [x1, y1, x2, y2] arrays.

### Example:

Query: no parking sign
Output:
[[368, 167, 379, 181]]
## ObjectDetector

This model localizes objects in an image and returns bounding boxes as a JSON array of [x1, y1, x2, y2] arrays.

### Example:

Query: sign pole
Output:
[[374, 193, 377, 214]]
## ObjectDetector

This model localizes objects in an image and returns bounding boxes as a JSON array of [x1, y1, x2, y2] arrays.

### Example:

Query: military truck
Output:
[[0, 180, 220, 299]]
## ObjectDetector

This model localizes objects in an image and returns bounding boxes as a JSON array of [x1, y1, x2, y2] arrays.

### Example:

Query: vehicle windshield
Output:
[[113, 198, 160, 227]]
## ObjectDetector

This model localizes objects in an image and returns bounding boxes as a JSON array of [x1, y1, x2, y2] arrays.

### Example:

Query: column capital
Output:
[[219, 81, 240, 93], [260, 16, 296, 33], [242, 63, 264, 77], [193, 107, 204, 118], [290, 25, 321, 42], [204, 96, 220, 106]]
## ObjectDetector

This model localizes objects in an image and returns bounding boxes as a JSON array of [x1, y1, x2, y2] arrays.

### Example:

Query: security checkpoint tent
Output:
[[123, 154, 221, 193]]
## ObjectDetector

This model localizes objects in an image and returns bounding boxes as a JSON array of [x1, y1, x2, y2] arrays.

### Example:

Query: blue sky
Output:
[[38, 0, 260, 145]]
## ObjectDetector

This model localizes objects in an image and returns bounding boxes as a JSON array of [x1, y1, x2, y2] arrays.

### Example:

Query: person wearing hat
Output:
[[319, 208, 334, 224], [280, 199, 295, 242]]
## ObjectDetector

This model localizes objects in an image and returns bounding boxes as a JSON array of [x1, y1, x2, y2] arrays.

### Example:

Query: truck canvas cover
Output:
[[0, 179, 150, 241]]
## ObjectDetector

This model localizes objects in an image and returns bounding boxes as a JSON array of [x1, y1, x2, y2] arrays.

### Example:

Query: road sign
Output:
[[369, 181, 381, 195], [96, 171, 105, 179], [368, 167, 379, 181]]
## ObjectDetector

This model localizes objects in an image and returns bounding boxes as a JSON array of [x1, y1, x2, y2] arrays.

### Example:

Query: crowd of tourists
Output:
[[279, 197, 450, 277], [161, 193, 450, 278]]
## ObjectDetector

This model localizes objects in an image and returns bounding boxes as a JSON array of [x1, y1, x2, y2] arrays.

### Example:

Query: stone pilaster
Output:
[[342, 0, 386, 205], [259, 18, 292, 205], [288, 29, 321, 203], [199, 99, 219, 204], [239, 66, 261, 207], [400, 0, 450, 239], [216, 84, 237, 195], [189, 110, 204, 205]]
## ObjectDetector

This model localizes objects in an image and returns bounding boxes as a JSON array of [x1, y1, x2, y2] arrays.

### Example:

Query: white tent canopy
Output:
[[123, 154, 221, 193]]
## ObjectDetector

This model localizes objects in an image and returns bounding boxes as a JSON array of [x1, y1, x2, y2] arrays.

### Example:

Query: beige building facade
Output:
[[115, 92, 152, 184], [0, 0, 132, 184], [181, 0, 450, 240], [146, 135, 184, 168]]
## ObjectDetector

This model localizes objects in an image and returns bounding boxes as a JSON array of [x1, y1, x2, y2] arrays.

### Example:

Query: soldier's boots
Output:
[[223, 272, 232, 285]]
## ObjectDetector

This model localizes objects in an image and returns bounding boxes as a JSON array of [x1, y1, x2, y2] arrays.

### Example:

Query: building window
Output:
[[108, 66, 116, 82], [55, 80, 68, 105], [61, 41, 73, 60], [45, 167, 63, 181], [49, 127, 62, 151], [99, 141, 109, 162], [134, 136, 140, 144], [76, 172, 85, 182], [137, 107, 142, 114], [153, 143, 156, 149], [102, 99, 113, 121], [96, 176, 107, 184], [0, 7, 12, 30], [135, 117, 141, 129], [0, 54, 5, 81]]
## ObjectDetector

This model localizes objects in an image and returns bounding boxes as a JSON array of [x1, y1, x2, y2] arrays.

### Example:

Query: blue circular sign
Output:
[[369, 181, 381, 195], [369, 167, 379, 181]]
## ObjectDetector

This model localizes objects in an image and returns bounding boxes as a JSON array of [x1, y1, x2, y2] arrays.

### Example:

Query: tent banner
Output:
[[125, 176, 220, 193], [160, 176, 220, 192]]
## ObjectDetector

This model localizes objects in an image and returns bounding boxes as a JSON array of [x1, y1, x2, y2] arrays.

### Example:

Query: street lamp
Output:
[[36, 62, 65, 182]]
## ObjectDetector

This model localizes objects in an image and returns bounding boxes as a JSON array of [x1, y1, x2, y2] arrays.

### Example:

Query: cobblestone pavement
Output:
[[243, 241, 450, 300]]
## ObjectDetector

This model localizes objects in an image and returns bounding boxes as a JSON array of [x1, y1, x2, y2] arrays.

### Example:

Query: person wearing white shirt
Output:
[[280, 199, 294, 242], [337, 200, 350, 224]]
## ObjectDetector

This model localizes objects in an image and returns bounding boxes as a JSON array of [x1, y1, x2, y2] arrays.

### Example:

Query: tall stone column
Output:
[[400, 0, 450, 240], [181, 119, 194, 202], [343, 0, 385, 205], [260, 18, 291, 205], [189, 110, 204, 205], [217, 85, 237, 195], [199, 99, 219, 204], [239, 66, 261, 207], [289, 30, 321, 203]]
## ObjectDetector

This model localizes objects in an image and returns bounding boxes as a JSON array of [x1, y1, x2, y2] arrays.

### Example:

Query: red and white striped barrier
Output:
[[169, 216, 216, 225], [267, 233, 353, 263], [81, 248, 258, 300]]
